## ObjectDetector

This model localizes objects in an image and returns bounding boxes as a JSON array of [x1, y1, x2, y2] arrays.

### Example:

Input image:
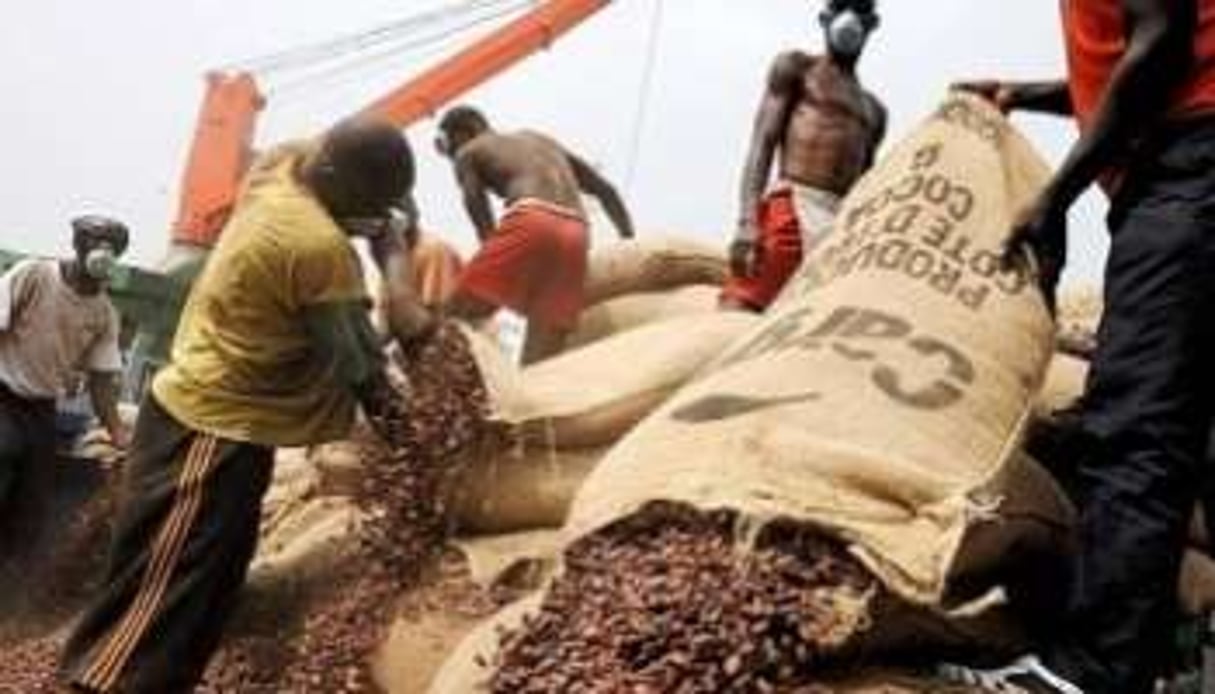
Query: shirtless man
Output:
[[722, 0, 887, 312], [437, 105, 635, 363]]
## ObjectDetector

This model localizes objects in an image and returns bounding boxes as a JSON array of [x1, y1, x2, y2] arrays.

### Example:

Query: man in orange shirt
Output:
[[375, 214, 464, 347], [943, 1, 1215, 692]]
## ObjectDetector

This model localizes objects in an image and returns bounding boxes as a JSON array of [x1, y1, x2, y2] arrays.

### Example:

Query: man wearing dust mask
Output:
[[0, 216, 131, 566], [721, 0, 887, 312]]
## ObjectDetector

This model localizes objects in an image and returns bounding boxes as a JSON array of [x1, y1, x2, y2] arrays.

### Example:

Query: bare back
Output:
[[779, 52, 885, 195], [459, 131, 586, 214]]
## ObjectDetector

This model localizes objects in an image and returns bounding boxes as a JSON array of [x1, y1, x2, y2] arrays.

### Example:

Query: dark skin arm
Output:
[[733, 52, 807, 278], [566, 153, 635, 239], [965, 0, 1194, 310], [303, 301, 411, 447], [455, 151, 496, 243], [955, 80, 1074, 116], [862, 96, 889, 170], [87, 371, 129, 448]]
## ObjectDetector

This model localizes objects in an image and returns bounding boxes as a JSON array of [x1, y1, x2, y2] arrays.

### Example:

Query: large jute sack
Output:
[[583, 236, 727, 305], [566, 285, 720, 349], [448, 447, 605, 535], [1056, 286, 1102, 337], [564, 93, 1064, 608], [1179, 549, 1215, 616], [486, 312, 759, 450], [1036, 353, 1089, 416], [248, 496, 367, 590], [428, 595, 542, 694]]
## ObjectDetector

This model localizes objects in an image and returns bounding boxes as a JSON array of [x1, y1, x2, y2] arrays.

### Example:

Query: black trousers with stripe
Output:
[[0, 381, 56, 567], [60, 394, 273, 694], [1048, 121, 1215, 693]]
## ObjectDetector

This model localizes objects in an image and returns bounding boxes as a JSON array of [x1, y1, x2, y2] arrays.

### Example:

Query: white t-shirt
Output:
[[0, 259, 122, 399]]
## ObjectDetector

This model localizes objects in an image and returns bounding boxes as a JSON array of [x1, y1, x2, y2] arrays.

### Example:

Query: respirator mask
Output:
[[84, 246, 117, 281], [826, 10, 869, 58]]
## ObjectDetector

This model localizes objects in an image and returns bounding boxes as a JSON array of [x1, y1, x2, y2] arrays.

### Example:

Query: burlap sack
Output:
[[249, 496, 367, 589], [1036, 353, 1089, 416], [564, 93, 1063, 608], [427, 595, 543, 694], [1179, 549, 1215, 616], [489, 312, 759, 450], [1056, 286, 1102, 337], [566, 285, 720, 349], [449, 447, 604, 535], [583, 236, 728, 305]]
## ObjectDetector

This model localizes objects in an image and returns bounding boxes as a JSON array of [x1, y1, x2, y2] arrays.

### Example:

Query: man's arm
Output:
[[303, 301, 411, 447], [1041, 0, 1194, 210], [377, 250, 438, 348], [955, 80, 1074, 116], [82, 306, 128, 447], [87, 371, 128, 448], [0, 262, 37, 332], [455, 152, 496, 243], [1003, 0, 1195, 309], [566, 153, 635, 239], [734, 52, 806, 276], [862, 96, 889, 171]]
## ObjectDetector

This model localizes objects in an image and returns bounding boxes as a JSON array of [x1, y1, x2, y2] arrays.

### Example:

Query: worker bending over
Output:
[[0, 217, 130, 564], [60, 119, 419, 694], [722, 0, 886, 312], [437, 105, 635, 364], [942, 1, 1215, 692], [375, 207, 465, 348]]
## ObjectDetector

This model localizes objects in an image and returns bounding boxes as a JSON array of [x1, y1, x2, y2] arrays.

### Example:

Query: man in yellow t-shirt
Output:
[[61, 119, 418, 694]]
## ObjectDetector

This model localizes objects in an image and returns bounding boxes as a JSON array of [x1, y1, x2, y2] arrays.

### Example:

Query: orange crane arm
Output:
[[364, 0, 611, 125], [171, 73, 265, 247], [170, 0, 611, 249]]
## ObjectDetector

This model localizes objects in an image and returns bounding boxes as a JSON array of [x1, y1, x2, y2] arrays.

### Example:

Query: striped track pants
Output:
[[60, 395, 273, 693]]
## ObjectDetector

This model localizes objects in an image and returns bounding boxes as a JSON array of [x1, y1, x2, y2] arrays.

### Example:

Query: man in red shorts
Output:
[[436, 106, 635, 363], [722, 0, 887, 312]]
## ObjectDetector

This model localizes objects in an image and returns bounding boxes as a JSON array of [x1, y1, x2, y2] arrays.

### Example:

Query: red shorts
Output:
[[720, 188, 805, 311], [457, 201, 589, 329]]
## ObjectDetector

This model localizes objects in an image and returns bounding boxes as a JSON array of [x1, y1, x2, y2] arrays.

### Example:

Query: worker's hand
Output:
[[729, 224, 761, 279], [1002, 195, 1068, 315], [951, 80, 1018, 114], [108, 422, 133, 451]]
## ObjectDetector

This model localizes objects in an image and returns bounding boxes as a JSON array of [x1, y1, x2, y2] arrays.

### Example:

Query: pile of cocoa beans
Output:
[[490, 504, 884, 693], [202, 322, 497, 692]]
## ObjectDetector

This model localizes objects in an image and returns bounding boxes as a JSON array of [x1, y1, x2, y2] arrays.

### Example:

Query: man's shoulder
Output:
[[772, 51, 817, 72], [229, 178, 342, 250], [10, 257, 56, 278], [768, 51, 816, 89]]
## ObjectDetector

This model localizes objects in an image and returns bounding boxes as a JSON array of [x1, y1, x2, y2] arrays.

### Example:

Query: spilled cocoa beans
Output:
[[202, 323, 496, 692], [491, 504, 882, 693]]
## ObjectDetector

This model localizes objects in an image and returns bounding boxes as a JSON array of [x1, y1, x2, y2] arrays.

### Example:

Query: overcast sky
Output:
[[0, 0, 1108, 287]]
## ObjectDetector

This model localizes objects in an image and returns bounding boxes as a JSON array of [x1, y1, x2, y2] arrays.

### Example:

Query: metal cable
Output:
[[219, 0, 525, 76], [266, 0, 535, 101], [624, 0, 664, 191]]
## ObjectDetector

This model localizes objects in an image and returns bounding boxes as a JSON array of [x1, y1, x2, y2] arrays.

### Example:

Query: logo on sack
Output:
[[712, 305, 977, 412], [670, 393, 821, 424]]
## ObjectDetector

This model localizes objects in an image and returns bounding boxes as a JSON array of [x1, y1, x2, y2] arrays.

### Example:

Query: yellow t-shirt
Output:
[[153, 143, 369, 447]]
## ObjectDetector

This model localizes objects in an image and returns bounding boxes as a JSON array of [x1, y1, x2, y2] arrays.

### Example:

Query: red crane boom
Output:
[[171, 0, 612, 248]]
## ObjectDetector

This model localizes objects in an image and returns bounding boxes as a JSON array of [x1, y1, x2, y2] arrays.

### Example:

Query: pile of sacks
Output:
[[428, 93, 1078, 692]]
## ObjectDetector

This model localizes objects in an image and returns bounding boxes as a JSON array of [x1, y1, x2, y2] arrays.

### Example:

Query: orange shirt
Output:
[[1062, 0, 1215, 131], [409, 233, 464, 307]]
